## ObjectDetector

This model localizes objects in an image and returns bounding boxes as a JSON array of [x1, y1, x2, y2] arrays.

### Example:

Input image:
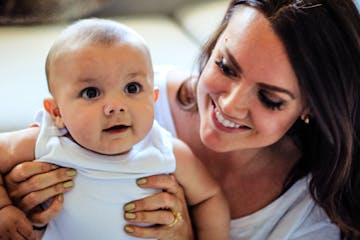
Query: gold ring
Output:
[[167, 211, 182, 227]]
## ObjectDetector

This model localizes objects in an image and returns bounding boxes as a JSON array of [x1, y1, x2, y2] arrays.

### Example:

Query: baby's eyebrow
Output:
[[126, 71, 147, 79], [74, 77, 102, 87], [79, 78, 98, 83]]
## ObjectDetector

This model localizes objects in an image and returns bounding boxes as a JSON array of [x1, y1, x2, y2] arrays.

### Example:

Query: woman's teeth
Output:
[[215, 108, 241, 128]]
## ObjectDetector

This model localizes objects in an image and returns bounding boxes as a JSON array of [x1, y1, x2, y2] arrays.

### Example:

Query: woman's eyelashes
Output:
[[215, 55, 285, 111], [215, 56, 238, 77], [258, 90, 285, 111], [81, 87, 100, 99]]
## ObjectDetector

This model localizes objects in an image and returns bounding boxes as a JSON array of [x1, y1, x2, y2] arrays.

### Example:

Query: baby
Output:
[[0, 18, 229, 239]]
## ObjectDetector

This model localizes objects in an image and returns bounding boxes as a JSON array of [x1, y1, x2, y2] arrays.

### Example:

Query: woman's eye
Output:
[[258, 90, 285, 111], [81, 87, 100, 99], [215, 56, 237, 77], [125, 82, 142, 94]]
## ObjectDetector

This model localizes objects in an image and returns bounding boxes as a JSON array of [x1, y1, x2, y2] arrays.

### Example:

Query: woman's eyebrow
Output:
[[225, 47, 243, 75], [224, 47, 295, 99], [258, 83, 295, 99]]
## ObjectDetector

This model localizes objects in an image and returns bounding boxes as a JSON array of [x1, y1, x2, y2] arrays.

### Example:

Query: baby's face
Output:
[[49, 42, 155, 155]]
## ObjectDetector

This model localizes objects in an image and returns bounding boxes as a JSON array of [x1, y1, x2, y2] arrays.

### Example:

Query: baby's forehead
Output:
[[46, 19, 153, 94], [47, 19, 151, 70], [53, 35, 145, 59], [54, 19, 147, 54]]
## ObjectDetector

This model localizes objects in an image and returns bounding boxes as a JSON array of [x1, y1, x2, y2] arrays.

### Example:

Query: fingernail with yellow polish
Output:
[[124, 203, 135, 211], [57, 194, 63, 203], [136, 178, 147, 185], [51, 164, 59, 170], [125, 213, 136, 219], [124, 226, 134, 233], [63, 181, 73, 188], [67, 170, 77, 177]]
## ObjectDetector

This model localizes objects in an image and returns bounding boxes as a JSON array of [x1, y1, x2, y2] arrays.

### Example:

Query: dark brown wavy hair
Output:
[[178, 0, 360, 238]]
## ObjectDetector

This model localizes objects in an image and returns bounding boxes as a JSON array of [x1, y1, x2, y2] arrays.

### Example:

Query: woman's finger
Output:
[[136, 174, 183, 195], [5, 162, 56, 183], [17, 223, 37, 240], [124, 209, 175, 225], [124, 191, 183, 213], [5, 163, 76, 200], [124, 221, 189, 240], [124, 224, 163, 239], [29, 194, 64, 227], [18, 181, 73, 212]]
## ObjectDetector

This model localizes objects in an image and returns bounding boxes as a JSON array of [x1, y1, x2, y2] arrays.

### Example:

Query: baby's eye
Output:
[[125, 82, 142, 94], [81, 87, 100, 99], [258, 90, 285, 111], [215, 56, 237, 77]]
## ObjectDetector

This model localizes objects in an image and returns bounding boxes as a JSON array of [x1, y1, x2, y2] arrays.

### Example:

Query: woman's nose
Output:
[[219, 86, 250, 119]]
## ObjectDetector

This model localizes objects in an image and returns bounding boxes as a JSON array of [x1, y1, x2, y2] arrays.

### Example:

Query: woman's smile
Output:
[[210, 100, 251, 133]]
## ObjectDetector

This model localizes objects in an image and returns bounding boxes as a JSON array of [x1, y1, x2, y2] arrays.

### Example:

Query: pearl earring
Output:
[[304, 116, 310, 124], [301, 114, 310, 124]]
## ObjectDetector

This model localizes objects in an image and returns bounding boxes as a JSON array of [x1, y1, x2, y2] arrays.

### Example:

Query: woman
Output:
[[3, 0, 360, 239]]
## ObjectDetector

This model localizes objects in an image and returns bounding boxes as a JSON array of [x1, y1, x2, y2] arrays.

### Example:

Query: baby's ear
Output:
[[43, 98, 65, 128], [153, 87, 159, 102]]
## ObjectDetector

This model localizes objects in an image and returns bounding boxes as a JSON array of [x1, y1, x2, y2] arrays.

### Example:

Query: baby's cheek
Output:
[[66, 122, 95, 146]]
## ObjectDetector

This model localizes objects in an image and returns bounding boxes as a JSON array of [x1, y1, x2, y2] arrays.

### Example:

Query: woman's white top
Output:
[[154, 66, 340, 240], [34, 110, 176, 240], [154, 65, 178, 137]]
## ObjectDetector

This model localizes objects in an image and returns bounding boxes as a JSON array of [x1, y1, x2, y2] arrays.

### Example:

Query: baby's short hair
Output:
[[45, 18, 150, 93]]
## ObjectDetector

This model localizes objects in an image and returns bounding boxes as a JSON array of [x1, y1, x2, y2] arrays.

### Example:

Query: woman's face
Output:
[[197, 6, 306, 152]]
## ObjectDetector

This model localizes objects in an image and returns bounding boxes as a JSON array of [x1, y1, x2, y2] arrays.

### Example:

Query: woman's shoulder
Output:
[[157, 67, 194, 95], [154, 65, 195, 113], [154, 66, 192, 137], [154, 65, 200, 138]]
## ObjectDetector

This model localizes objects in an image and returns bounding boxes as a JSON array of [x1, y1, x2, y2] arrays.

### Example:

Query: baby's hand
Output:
[[0, 205, 36, 240]]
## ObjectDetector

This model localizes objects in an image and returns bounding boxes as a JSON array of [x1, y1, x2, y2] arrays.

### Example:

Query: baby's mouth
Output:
[[103, 125, 129, 133]]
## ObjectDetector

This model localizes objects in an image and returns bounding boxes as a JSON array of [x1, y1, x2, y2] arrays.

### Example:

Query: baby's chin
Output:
[[76, 141, 132, 156], [86, 146, 132, 156]]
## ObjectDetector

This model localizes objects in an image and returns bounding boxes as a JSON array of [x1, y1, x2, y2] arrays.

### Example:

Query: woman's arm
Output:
[[0, 127, 38, 173], [0, 128, 39, 239], [0, 127, 76, 226], [172, 138, 230, 240]]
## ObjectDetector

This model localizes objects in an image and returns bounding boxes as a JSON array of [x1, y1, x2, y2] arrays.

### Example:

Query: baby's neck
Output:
[[64, 133, 131, 156]]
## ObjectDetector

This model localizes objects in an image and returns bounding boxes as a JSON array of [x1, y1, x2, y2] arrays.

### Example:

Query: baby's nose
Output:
[[103, 101, 126, 116]]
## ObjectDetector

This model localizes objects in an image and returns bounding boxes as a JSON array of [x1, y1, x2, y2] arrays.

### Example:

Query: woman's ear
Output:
[[43, 98, 65, 128], [300, 107, 312, 124], [153, 87, 159, 102]]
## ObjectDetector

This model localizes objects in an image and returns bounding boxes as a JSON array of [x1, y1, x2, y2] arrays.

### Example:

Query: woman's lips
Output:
[[211, 100, 251, 132], [214, 108, 241, 128]]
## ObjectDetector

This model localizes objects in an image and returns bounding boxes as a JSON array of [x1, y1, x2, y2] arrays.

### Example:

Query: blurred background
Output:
[[0, 0, 228, 131], [0, 0, 359, 132]]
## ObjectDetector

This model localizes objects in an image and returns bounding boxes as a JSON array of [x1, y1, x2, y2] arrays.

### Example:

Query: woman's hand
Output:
[[0, 205, 36, 240], [123, 174, 194, 240], [4, 161, 76, 227]]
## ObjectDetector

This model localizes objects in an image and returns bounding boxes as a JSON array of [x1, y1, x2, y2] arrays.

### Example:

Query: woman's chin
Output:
[[200, 130, 230, 153]]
